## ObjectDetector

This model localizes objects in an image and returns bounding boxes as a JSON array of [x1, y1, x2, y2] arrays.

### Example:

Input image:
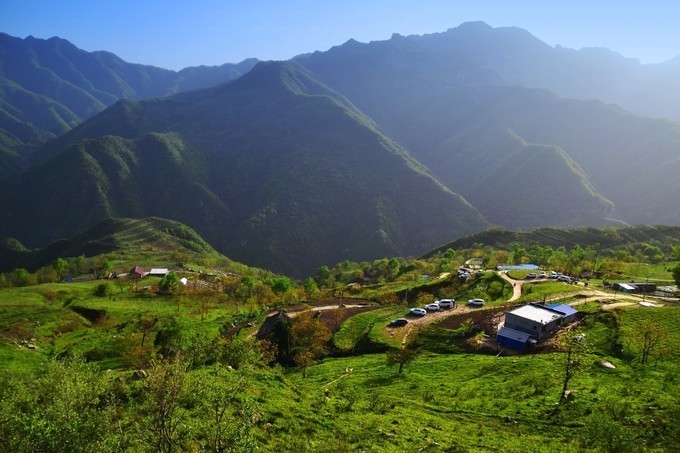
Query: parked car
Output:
[[539, 271, 547, 278], [424, 302, 441, 311], [526, 273, 537, 279], [389, 318, 408, 327], [558, 275, 571, 282], [550, 271, 558, 278], [410, 307, 427, 316], [438, 299, 455, 309], [467, 298, 485, 307]]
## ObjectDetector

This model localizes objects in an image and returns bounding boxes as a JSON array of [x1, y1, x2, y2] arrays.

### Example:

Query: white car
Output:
[[410, 307, 426, 316], [467, 298, 485, 307], [424, 303, 441, 311], [539, 271, 547, 278], [438, 299, 455, 309], [526, 273, 537, 279]]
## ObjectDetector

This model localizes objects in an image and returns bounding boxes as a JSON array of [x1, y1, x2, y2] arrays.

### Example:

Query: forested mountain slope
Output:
[[0, 33, 257, 163], [0, 61, 488, 276]]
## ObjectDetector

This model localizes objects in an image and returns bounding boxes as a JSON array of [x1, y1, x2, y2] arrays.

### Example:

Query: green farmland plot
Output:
[[333, 306, 406, 352]]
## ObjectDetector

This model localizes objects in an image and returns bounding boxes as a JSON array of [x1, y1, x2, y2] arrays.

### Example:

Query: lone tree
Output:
[[289, 312, 331, 378], [386, 347, 418, 374], [139, 358, 188, 452], [558, 331, 591, 404], [628, 319, 669, 365], [159, 272, 180, 294], [139, 315, 158, 347]]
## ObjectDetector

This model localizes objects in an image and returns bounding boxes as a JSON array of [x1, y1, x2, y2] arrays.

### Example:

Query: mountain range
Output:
[[0, 32, 257, 168], [1, 22, 679, 277]]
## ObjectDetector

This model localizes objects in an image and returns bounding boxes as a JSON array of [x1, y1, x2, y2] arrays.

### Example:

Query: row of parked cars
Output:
[[421, 298, 456, 313], [389, 299, 455, 326], [390, 297, 487, 326], [525, 270, 577, 283]]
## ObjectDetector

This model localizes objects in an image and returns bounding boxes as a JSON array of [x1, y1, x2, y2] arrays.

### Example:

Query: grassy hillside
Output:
[[1, 229, 678, 450], [0, 217, 250, 275], [1, 272, 678, 450]]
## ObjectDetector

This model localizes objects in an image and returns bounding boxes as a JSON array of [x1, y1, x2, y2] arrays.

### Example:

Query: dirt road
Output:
[[499, 272, 523, 302], [400, 304, 481, 345]]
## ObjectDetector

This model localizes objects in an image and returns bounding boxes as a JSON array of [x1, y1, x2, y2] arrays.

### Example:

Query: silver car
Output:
[[467, 298, 485, 307], [438, 299, 455, 309]]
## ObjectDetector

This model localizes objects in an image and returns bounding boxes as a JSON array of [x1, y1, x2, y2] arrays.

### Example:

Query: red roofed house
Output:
[[130, 266, 146, 279]]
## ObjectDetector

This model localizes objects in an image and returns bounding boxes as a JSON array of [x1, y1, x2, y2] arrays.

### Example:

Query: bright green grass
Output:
[[0, 281, 241, 373], [277, 341, 678, 451], [3, 280, 680, 450], [518, 281, 582, 303], [333, 306, 406, 352], [621, 261, 678, 283], [619, 306, 680, 357]]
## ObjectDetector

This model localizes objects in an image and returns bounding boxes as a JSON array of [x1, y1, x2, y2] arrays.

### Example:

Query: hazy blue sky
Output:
[[2, 0, 678, 70]]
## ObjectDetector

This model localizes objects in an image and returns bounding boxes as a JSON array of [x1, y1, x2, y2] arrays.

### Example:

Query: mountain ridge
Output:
[[0, 60, 489, 277], [1, 24, 679, 277], [0, 32, 258, 162]]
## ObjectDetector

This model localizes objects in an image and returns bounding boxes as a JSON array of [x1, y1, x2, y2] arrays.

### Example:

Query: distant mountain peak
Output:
[[455, 21, 492, 30]]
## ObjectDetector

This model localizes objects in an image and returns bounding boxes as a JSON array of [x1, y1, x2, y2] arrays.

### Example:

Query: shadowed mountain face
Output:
[[0, 61, 488, 277]]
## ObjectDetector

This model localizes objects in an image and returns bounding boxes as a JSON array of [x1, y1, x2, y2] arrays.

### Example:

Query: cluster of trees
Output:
[[0, 255, 114, 288], [311, 252, 457, 291]]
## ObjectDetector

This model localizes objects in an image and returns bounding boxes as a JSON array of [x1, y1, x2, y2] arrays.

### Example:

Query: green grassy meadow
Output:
[[1, 256, 678, 451], [0, 280, 242, 374]]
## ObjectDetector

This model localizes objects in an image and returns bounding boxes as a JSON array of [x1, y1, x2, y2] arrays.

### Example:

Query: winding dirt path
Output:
[[499, 272, 523, 302]]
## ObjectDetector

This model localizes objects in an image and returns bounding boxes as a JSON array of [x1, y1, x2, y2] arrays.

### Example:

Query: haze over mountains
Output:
[[1, 22, 679, 276]]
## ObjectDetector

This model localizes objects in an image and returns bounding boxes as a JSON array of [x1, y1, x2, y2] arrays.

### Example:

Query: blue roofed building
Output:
[[497, 303, 579, 351], [497, 327, 537, 351], [547, 304, 578, 324]]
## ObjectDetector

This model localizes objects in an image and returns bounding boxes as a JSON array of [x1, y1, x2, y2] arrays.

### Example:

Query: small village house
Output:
[[148, 268, 169, 277], [129, 266, 147, 279], [497, 303, 579, 351]]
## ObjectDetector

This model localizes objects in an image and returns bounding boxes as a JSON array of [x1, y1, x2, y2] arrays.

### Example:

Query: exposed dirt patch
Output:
[[69, 305, 108, 323], [435, 308, 504, 331]]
